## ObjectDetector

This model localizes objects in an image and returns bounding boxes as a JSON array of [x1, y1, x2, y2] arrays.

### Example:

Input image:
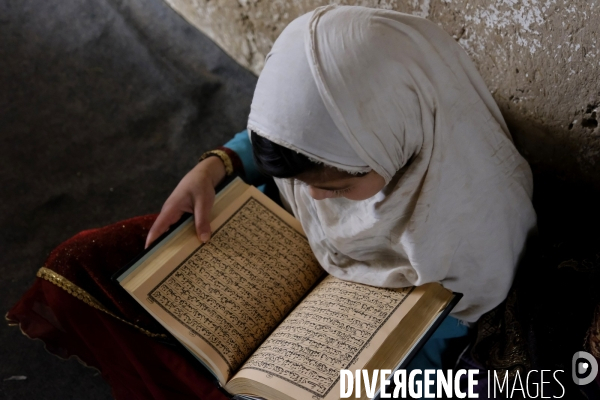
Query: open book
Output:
[[115, 178, 459, 400]]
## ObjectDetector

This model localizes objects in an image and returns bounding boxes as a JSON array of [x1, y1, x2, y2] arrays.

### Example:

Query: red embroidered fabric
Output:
[[6, 215, 227, 400]]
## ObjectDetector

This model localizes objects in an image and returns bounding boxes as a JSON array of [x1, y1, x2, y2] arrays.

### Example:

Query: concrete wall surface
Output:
[[164, 0, 600, 187]]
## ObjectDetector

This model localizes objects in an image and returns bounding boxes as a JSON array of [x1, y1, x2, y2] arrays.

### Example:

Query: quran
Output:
[[115, 178, 460, 400]]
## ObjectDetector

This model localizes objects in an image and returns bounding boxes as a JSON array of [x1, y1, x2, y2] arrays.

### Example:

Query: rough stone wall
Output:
[[164, 0, 600, 187]]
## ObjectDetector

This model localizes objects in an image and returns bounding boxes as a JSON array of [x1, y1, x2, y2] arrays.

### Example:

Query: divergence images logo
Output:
[[572, 351, 598, 386]]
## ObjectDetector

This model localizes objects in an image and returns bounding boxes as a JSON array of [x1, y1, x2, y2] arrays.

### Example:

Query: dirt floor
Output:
[[0, 0, 256, 398]]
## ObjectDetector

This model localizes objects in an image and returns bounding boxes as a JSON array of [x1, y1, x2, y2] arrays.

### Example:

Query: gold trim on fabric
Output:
[[36, 267, 167, 339], [5, 313, 18, 326], [6, 312, 102, 371], [198, 149, 234, 176]]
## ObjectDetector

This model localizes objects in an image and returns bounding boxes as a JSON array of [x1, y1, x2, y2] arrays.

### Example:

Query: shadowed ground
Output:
[[0, 0, 256, 398]]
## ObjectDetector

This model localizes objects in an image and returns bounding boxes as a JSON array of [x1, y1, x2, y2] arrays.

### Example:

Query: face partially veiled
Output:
[[295, 169, 385, 201]]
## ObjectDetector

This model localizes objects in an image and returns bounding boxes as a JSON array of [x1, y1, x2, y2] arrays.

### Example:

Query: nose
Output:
[[307, 186, 334, 200]]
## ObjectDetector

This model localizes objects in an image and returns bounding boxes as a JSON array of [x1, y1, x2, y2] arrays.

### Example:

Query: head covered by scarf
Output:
[[247, 5, 537, 322]]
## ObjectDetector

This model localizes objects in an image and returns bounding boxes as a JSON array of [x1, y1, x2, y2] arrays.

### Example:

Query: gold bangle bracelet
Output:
[[198, 149, 234, 176]]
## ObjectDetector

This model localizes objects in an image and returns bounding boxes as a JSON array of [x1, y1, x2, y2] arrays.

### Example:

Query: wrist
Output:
[[199, 149, 234, 174], [196, 156, 227, 187], [197, 146, 246, 185]]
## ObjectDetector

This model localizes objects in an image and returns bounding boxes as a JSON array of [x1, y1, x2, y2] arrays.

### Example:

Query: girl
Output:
[[148, 5, 536, 324], [9, 5, 536, 398]]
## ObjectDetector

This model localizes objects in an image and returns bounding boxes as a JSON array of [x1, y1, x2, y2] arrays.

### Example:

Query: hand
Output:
[[145, 156, 227, 248]]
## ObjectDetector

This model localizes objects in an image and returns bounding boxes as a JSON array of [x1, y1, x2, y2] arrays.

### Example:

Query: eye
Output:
[[331, 187, 352, 196]]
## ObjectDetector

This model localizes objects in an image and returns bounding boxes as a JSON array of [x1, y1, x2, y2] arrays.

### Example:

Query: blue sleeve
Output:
[[223, 130, 264, 186]]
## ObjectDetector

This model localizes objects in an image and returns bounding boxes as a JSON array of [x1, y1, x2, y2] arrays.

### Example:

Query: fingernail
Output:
[[200, 233, 210, 243]]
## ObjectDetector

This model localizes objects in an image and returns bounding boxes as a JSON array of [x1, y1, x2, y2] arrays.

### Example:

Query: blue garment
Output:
[[223, 130, 262, 185], [402, 316, 470, 398], [406, 315, 469, 371]]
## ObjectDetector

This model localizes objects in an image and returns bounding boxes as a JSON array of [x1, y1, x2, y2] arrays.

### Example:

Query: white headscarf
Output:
[[247, 5, 536, 322]]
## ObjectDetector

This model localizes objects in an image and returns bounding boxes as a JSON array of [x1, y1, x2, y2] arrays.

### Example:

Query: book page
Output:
[[133, 188, 324, 383], [232, 276, 414, 399]]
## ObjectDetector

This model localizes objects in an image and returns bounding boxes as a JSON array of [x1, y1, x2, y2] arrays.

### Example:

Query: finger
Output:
[[145, 206, 183, 248], [194, 191, 214, 243]]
